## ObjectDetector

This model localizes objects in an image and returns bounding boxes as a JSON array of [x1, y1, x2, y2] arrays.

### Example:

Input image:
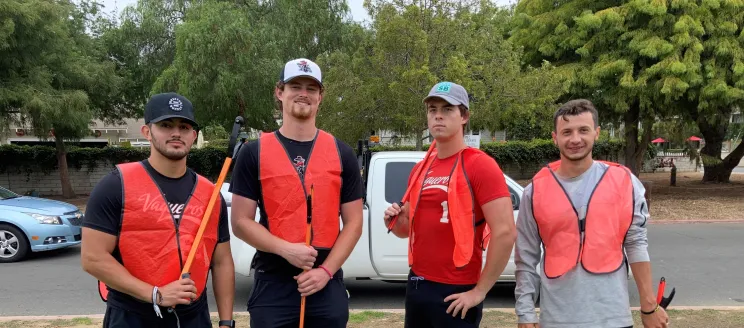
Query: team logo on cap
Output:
[[436, 82, 452, 93], [297, 60, 312, 73], [168, 98, 183, 111]]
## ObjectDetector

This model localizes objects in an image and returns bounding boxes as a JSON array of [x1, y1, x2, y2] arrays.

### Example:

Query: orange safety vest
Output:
[[531, 160, 634, 279], [407, 147, 491, 269], [258, 130, 342, 248], [98, 162, 221, 302]]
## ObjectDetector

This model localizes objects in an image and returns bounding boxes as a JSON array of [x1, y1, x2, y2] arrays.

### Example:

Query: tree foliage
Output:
[[1, 0, 124, 197], [317, 0, 565, 148], [511, 0, 744, 182]]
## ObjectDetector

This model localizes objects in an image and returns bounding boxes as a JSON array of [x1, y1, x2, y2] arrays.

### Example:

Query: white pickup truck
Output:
[[220, 149, 525, 283]]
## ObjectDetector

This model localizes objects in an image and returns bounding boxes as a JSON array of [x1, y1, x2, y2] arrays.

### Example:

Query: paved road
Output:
[[1, 223, 743, 316], [734, 167, 744, 173]]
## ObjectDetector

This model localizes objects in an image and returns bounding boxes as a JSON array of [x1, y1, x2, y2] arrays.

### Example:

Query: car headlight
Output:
[[25, 213, 63, 225]]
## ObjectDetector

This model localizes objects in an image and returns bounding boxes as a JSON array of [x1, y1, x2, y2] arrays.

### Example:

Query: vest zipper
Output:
[[141, 162, 198, 271], [547, 169, 582, 266], [409, 159, 436, 258]]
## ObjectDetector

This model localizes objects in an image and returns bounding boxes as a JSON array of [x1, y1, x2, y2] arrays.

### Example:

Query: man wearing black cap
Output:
[[81, 92, 236, 328], [230, 58, 363, 327]]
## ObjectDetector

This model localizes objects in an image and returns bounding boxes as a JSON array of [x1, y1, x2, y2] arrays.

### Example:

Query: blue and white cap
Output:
[[423, 82, 470, 110], [280, 58, 323, 87]]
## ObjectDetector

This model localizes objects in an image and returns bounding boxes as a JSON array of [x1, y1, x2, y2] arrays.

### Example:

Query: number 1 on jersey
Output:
[[440, 201, 449, 223]]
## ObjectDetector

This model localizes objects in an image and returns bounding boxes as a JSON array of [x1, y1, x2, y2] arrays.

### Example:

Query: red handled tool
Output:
[[656, 277, 675, 309]]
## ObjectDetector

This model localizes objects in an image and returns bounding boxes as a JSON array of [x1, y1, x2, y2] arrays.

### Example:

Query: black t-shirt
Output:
[[82, 160, 229, 316], [228, 130, 363, 277]]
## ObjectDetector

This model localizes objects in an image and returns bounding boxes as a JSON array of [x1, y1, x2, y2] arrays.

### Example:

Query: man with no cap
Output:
[[514, 99, 669, 328]]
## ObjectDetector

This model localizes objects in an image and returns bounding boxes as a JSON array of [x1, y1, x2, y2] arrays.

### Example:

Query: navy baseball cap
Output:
[[144, 93, 198, 129]]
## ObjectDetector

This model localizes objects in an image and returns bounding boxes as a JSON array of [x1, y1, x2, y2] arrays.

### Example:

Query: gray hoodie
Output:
[[514, 161, 650, 328]]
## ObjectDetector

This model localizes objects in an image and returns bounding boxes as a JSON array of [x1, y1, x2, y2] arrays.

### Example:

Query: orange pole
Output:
[[179, 116, 243, 280], [299, 185, 313, 328], [180, 157, 232, 276]]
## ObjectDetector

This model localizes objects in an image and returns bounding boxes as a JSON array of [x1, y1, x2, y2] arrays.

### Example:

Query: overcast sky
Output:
[[97, 0, 516, 23]]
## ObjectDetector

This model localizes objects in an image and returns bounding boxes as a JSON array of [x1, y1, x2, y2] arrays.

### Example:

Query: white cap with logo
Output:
[[280, 58, 323, 87]]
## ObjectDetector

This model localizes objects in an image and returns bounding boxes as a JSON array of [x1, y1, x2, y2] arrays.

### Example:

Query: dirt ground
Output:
[[516, 172, 744, 221], [3, 310, 743, 327]]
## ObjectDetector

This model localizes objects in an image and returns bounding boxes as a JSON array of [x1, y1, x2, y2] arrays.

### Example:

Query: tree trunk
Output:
[[55, 137, 75, 198], [415, 129, 423, 151], [622, 102, 648, 176], [697, 115, 743, 183]]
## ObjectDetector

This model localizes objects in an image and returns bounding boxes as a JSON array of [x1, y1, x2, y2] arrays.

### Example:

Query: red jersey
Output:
[[409, 149, 510, 285]]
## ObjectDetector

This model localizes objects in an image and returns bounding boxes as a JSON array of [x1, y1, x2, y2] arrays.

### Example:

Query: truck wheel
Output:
[[0, 224, 29, 263]]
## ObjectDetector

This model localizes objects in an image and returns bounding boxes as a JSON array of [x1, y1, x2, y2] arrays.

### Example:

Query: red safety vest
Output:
[[98, 162, 221, 302], [531, 160, 634, 279], [258, 130, 342, 248], [407, 147, 491, 269]]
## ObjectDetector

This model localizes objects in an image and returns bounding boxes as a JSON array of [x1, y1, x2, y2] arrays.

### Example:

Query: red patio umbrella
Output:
[[687, 136, 702, 141], [651, 137, 666, 143]]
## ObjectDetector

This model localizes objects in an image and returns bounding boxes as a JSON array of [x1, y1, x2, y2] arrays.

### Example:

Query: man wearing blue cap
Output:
[[384, 82, 516, 327], [81, 93, 236, 328]]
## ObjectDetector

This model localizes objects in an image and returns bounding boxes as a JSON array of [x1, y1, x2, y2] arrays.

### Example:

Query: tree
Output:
[[510, 0, 744, 182], [318, 0, 564, 148], [1, 0, 123, 198], [98, 0, 189, 117], [151, 1, 280, 131]]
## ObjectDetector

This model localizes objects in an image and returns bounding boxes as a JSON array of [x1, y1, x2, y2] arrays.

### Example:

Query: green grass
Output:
[[349, 310, 387, 323]]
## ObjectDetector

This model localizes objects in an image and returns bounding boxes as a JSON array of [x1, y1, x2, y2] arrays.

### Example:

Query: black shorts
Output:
[[102, 301, 211, 328], [247, 269, 349, 328], [404, 271, 484, 328]]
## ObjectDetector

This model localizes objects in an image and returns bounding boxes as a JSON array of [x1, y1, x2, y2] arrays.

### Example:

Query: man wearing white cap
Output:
[[384, 82, 517, 327], [229, 58, 363, 327]]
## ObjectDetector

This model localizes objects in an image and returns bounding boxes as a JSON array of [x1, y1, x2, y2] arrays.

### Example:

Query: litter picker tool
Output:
[[386, 140, 437, 233], [656, 277, 676, 309], [299, 185, 314, 328], [180, 115, 244, 279]]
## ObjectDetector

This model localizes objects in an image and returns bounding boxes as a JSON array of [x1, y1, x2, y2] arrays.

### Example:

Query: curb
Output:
[[650, 219, 744, 224], [3, 307, 744, 321]]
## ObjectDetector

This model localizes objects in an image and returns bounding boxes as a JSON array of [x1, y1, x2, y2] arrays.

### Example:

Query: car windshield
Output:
[[0, 186, 19, 200]]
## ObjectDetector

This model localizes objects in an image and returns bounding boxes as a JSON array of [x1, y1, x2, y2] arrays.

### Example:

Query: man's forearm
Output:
[[82, 254, 152, 303], [630, 261, 657, 310], [391, 216, 409, 238], [232, 216, 289, 255], [212, 258, 235, 322], [474, 229, 514, 295], [321, 218, 362, 273]]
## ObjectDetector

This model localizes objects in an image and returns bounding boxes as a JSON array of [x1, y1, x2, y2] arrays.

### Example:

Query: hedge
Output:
[[0, 144, 231, 180], [0, 139, 625, 180], [369, 139, 625, 167]]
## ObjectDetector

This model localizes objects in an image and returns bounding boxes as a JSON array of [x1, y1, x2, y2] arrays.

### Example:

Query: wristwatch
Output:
[[218, 319, 235, 328]]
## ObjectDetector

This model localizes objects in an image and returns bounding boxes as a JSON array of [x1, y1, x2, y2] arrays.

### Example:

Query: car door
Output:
[[367, 155, 420, 279]]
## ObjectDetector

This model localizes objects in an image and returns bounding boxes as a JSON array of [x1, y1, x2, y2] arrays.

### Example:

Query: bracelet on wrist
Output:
[[318, 265, 333, 278], [641, 304, 659, 315]]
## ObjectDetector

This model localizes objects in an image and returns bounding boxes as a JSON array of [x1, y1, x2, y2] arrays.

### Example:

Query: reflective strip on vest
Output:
[[258, 130, 342, 249], [532, 160, 634, 279], [98, 162, 220, 302], [408, 147, 488, 269]]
